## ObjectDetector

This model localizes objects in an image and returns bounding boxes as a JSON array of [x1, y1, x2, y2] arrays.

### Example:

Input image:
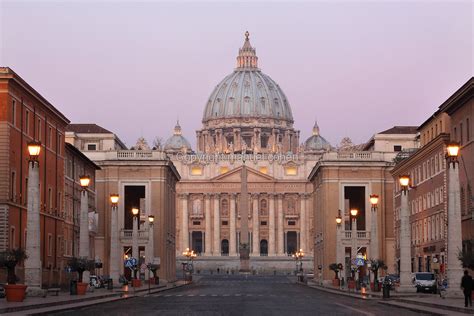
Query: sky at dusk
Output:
[[1, 0, 473, 148]]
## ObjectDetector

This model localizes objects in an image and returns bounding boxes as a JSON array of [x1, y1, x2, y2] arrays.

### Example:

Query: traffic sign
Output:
[[124, 257, 138, 268], [352, 257, 365, 267]]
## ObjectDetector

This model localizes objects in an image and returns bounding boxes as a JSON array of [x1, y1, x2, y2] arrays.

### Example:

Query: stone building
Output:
[[66, 127, 180, 283], [0, 67, 71, 286], [167, 33, 334, 273], [309, 127, 418, 283], [64, 143, 99, 261]]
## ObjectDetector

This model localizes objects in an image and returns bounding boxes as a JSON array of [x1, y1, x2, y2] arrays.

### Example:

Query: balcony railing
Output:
[[321, 152, 396, 162], [342, 231, 370, 239], [119, 229, 149, 242]]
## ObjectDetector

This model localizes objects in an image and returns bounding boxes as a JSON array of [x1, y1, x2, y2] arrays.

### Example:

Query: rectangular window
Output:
[[11, 171, 16, 202], [87, 143, 97, 151], [454, 127, 457, 142], [221, 221, 228, 226], [260, 221, 267, 226], [467, 118, 470, 142], [37, 119, 41, 141], [24, 178, 28, 204], [12, 100, 16, 126], [10, 226, 15, 248], [192, 221, 201, 225], [58, 134, 62, 155], [288, 220, 296, 226], [48, 188, 52, 211], [48, 234, 53, 256], [25, 110, 29, 135], [48, 127, 52, 147], [460, 123, 463, 145], [393, 145, 402, 152]]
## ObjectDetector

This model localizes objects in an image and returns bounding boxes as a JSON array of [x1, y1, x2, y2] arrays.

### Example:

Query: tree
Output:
[[458, 250, 474, 270], [0, 248, 27, 284], [328, 263, 340, 279], [68, 257, 95, 283]]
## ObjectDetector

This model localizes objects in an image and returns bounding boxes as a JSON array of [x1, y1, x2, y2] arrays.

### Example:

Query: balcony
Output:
[[119, 229, 149, 243], [340, 230, 371, 247], [321, 152, 396, 162]]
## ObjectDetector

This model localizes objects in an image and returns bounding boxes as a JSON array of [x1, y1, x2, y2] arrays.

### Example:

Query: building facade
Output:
[[0, 67, 71, 287], [309, 127, 418, 282], [66, 128, 180, 282]]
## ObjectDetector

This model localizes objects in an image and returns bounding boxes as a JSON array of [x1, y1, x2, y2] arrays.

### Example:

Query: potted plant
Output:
[[348, 265, 358, 290], [328, 263, 341, 287], [0, 248, 28, 302], [131, 265, 141, 287], [68, 257, 94, 295], [369, 259, 387, 292]]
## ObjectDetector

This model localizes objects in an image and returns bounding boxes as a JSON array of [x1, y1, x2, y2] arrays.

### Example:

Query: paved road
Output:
[[54, 275, 424, 316]]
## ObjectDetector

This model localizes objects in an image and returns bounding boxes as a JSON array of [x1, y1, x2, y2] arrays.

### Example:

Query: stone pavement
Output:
[[305, 280, 473, 315], [0, 280, 187, 315]]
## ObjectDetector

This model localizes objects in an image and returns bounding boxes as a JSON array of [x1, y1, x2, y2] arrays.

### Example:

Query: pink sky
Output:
[[1, 1, 472, 148]]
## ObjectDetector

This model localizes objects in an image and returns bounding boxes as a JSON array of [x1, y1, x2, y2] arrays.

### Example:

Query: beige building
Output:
[[309, 127, 418, 283], [66, 125, 180, 282]]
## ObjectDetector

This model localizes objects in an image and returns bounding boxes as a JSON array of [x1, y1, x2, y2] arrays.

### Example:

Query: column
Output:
[[79, 190, 90, 258], [181, 194, 189, 252], [336, 224, 343, 266], [252, 194, 259, 256], [145, 220, 154, 280], [277, 194, 284, 255], [300, 194, 307, 252], [229, 194, 237, 256], [132, 214, 138, 261], [397, 189, 415, 292], [269, 194, 276, 255], [204, 194, 212, 256], [446, 160, 463, 296], [370, 204, 379, 260], [213, 194, 220, 255], [110, 204, 120, 284], [25, 160, 41, 292]]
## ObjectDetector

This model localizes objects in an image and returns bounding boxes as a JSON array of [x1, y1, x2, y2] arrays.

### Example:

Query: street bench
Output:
[[47, 288, 60, 296]]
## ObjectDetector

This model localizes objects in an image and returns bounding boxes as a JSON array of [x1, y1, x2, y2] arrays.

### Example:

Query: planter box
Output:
[[348, 280, 356, 289], [332, 279, 340, 287], [4, 284, 27, 302], [370, 282, 380, 292], [76, 282, 88, 295]]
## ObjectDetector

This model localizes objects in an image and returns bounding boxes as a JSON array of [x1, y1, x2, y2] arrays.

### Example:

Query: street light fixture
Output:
[[370, 194, 380, 281], [369, 194, 379, 208], [350, 208, 358, 217], [335, 214, 342, 226], [399, 175, 410, 192], [110, 194, 119, 205], [148, 215, 155, 224], [79, 175, 90, 189], [446, 142, 460, 167], [131, 208, 140, 285], [27, 140, 41, 160]]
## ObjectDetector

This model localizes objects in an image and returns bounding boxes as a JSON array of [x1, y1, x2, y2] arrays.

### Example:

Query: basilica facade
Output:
[[165, 32, 331, 272]]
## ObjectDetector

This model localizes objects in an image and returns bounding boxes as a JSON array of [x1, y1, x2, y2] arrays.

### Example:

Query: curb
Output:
[[302, 283, 377, 300], [378, 301, 449, 316], [393, 298, 473, 314], [0, 283, 187, 315]]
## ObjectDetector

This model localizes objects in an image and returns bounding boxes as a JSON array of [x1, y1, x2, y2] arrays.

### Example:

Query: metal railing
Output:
[[119, 229, 149, 241]]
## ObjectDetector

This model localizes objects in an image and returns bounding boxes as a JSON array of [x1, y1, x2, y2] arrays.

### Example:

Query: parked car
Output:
[[413, 272, 437, 293], [379, 274, 399, 290]]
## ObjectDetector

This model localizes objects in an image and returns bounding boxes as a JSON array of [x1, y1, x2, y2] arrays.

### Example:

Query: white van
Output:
[[413, 272, 437, 293]]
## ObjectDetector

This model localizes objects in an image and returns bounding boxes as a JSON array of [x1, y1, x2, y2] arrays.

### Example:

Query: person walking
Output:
[[461, 270, 473, 308]]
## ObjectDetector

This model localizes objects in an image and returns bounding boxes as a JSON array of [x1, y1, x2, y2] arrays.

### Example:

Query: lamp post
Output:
[[145, 215, 155, 281], [24, 141, 42, 295], [79, 175, 91, 283], [350, 208, 358, 267], [445, 142, 463, 297], [109, 194, 120, 286], [369, 195, 379, 261], [292, 248, 304, 281], [336, 211, 343, 275], [182, 248, 196, 284], [131, 207, 139, 281], [397, 175, 415, 292]]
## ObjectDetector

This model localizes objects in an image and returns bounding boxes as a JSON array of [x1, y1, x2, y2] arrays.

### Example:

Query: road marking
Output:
[[246, 294, 252, 296], [235, 294, 241, 296], [176, 294, 183, 297], [211, 294, 218, 296], [187, 294, 195, 297], [334, 303, 375, 316], [223, 294, 230, 296], [199, 294, 206, 296]]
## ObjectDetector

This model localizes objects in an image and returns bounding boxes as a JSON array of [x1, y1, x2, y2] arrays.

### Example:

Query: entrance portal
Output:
[[286, 231, 297, 254], [260, 239, 268, 256], [221, 239, 229, 256], [192, 231, 203, 255]]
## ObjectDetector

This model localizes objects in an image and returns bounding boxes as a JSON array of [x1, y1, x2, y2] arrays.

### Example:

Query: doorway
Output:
[[192, 231, 203, 255]]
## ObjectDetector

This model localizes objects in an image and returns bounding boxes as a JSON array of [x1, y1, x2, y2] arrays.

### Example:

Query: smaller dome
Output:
[[164, 121, 192, 153], [304, 121, 331, 152]]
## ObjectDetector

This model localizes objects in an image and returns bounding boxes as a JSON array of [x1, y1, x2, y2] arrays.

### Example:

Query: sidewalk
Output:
[[0, 280, 187, 315], [304, 280, 473, 315]]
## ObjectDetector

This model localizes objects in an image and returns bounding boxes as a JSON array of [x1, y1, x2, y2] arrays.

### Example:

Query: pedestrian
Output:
[[461, 270, 473, 308]]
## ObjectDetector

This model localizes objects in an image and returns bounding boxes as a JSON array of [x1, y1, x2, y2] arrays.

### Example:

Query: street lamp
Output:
[[24, 141, 42, 294], [369, 194, 379, 260], [445, 142, 463, 297], [146, 215, 155, 281], [78, 174, 91, 283], [182, 248, 196, 284], [293, 249, 305, 281], [397, 175, 415, 292], [350, 208, 358, 283], [336, 210, 343, 277], [109, 194, 120, 286], [131, 207, 139, 283]]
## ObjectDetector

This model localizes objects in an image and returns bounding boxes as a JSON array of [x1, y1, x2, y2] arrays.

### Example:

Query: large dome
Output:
[[202, 32, 293, 124]]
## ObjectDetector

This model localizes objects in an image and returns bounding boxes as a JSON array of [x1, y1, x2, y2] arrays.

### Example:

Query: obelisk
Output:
[[239, 161, 250, 272]]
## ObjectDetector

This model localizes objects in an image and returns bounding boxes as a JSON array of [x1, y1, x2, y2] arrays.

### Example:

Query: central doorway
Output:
[[192, 231, 203, 255]]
